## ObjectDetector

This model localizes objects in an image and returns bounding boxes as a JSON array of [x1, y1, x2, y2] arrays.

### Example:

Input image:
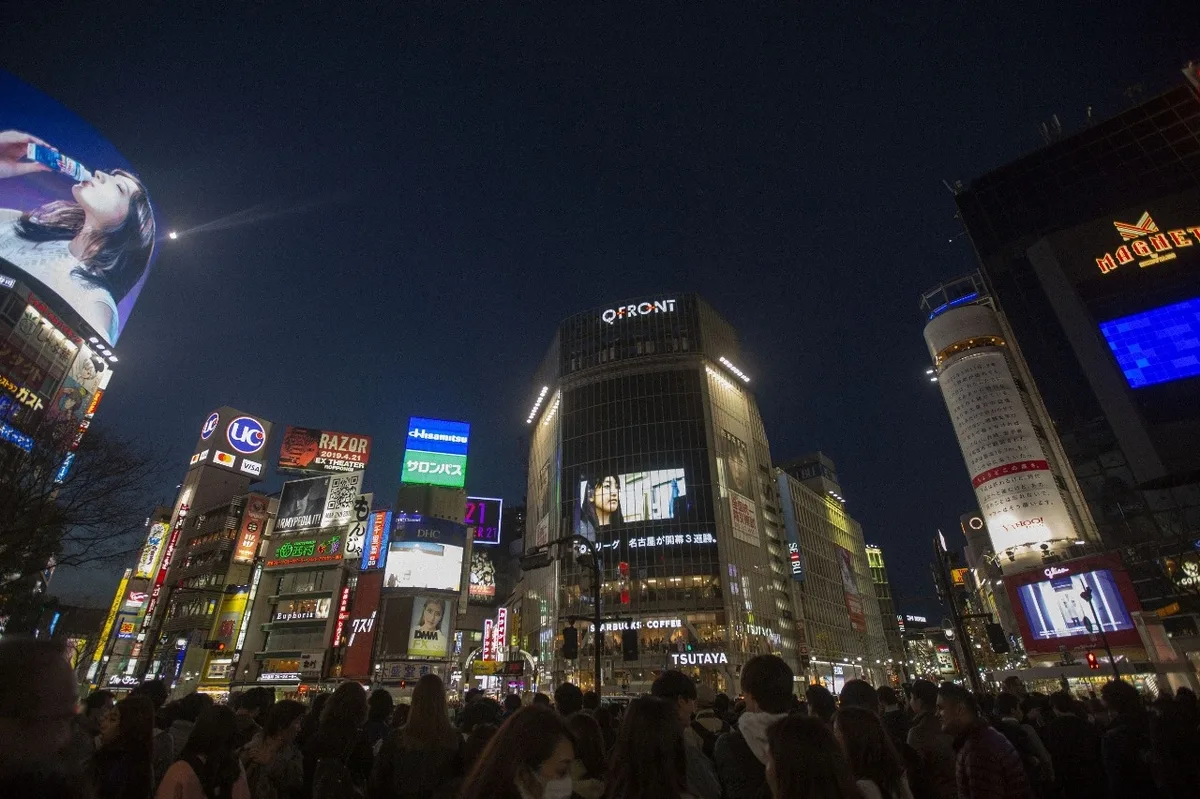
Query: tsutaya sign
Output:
[[1094, 211, 1200, 274], [670, 651, 729, 666], [600, 298, 677, 325]]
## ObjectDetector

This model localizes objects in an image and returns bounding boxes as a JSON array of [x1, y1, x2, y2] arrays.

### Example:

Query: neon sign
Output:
[[600, 298, 676, 325], [1094, 211, 1200, 274]]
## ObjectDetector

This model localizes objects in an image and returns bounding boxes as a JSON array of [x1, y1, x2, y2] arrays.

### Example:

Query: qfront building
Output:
[[521, 294, 807, 694]]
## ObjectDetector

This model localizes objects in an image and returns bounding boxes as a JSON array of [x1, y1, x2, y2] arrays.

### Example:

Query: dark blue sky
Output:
[[3, 2, 1195, 612]]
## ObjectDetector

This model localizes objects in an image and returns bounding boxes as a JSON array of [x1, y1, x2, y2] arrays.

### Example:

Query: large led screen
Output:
[[401, 417, 470, 488], [407, 596, 452, 658], [574, 468, 687, 538], [1015, 568, 1134, 641], [0, 71, 159, 345], [383, 515, 467, 592], [465, 496, 502, 545], [1099, 297, 1200, 388], [275, 472, 364, 533]]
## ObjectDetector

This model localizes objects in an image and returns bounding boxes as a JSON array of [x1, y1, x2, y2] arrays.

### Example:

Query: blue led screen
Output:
[[1099, 297, 1200, 388]]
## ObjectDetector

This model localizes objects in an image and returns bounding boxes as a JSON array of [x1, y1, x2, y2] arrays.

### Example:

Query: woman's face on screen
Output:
[[593, 476, 620, 516], [71, 170, 137, 230], [422, 602, 443, 629]]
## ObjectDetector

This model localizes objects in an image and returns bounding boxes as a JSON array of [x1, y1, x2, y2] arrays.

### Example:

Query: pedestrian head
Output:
[[237, 686, 275, 721], [582, 690, 600, 711], [459, 705, 575, 799], [834, 706, 906, 798], [532, 692, 551, 707], [464, 688, 485, 705], [1101, 679, 1143, 717], [995, 692, 1022, 719], [1003, 675, 1026, 697], [767, 714, 860, 799], [503, 693, 523, 714], [650, 669, 698, 727], [877, 686, 900, 709], [320, 681, 367, 737], [553, 682, 584, 716], [565, 710, 606, 782], [607, 696, 688, 799], [741, 655, 795, 714], [262, 699, 306, 743], [84, 689, 116, 721], [696, 683, 717, 709], [175, 691, 213, 723], [714, 692, 731, 715], [180, 706, 241, 791], [908, 679, 937, 714], [129, 679, 168, 711], [390, 703, 410, 728], [460, 697, 504, 735], [838, 679, 879, 712], [0, 638, 80, 769], [403, 673, 457, 750], [935, 683, 978, 736], [806, 683, 838, 723], [368, 688, 394, 723]]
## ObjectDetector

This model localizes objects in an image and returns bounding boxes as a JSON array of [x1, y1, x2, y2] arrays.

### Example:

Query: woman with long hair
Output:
[[765, 714, 860, 799], [577, 474, 623, 541], [90, 694, 155, 799], [368, 673, 461, 799], [833, 707, 913, 799], [155, 705, 250, 799], [459, 705, 575, 799], [302, 682, 372, 797], [565, 712, 606, 799], [605, 696, 690, 799], [240, 700, 306, 799], [0, 130, 155, 344]]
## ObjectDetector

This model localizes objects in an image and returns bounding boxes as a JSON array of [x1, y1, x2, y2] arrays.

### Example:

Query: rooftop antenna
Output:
[[941, 179, 963, 196], [1086, 105, 1094, 125]]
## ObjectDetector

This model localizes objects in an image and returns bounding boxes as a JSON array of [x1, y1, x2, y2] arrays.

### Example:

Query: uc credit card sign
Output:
[[401, 417, 469, 488]]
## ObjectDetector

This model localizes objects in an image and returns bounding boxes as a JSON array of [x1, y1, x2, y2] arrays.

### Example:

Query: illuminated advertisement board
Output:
[[468, 549, 497, 603], [360, 510, 393, 570], [278, 426, 372, 474], [400, 417, 469, 488], [1003, 554, 1143, 654], [275, 471, 363, 533], [344, 493, 372, 560], [408, 596, 452, 658], [465, 496, 502, 545], [837, 546, 867, 632], [188, 406, 272, 480], [1100, 297, 1200, 388], [232, 493, 270, 564], [133, 520, 170, 579], [342, 569, 384, 678], [265, 534, 343, 568], [384, 515, 468, 592], [0, 70, 159, 346]]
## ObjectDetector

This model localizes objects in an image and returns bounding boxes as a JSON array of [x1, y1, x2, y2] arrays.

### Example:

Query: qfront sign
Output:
[[600, 298, 677, 325], [1094, 211, 1200, 274]]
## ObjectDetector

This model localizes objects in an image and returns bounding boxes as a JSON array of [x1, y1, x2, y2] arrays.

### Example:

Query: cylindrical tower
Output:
[[922, 277, 1093, 574]]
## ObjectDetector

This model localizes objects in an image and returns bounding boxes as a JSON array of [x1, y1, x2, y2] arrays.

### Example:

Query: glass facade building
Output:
[[523, 294, 802, 693]]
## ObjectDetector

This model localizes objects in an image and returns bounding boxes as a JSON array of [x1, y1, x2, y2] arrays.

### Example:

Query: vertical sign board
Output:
[[837, 546, 867, 632], [232, 493, 270, 564], [482, 618, 494, 661], [342, 569, 384, 678], [774, 473, 806, 582], [134, 521, 170, 580], [494, 607, 508, 654], [361, 510, 393, 570], [344, 493, 373, 560], [88, 569, 130, 681]]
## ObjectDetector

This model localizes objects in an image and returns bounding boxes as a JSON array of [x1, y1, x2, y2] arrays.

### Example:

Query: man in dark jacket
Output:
[[1099, 679, 1157, 797], [907, 680, 958, 799], [1040, 691, 1103, 799], [937, 683, 1034, 799], [714, 655, 793, 799]]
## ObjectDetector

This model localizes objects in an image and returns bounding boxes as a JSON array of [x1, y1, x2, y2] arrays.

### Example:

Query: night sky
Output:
[[3, 3, 1196, 615]]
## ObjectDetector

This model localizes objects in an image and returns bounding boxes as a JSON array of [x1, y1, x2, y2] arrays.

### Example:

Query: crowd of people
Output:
[[3, 636, 1199, 799]]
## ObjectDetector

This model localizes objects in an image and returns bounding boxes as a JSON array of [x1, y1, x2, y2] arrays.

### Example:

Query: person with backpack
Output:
[[303, 682, 373, 799], [650, 670, 720, 799], [239, 700, 305, 799], [714, 655, 794, 799], [155, 706, 250, 799]]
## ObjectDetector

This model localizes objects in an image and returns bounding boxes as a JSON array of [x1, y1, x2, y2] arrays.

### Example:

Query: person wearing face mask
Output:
[[458, 705, 576, 799]]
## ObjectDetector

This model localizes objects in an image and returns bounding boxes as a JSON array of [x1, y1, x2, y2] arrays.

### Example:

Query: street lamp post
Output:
[[1080, 585, 1121, 680], [521, 534, 603, 694]]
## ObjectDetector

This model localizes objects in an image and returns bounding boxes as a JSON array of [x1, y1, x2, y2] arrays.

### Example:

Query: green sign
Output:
[[272, 536, 341, 561], [400, 450, 467, 488]]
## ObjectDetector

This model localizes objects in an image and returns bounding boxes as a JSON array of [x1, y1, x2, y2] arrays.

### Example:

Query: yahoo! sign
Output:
[[600, 298, 677, 325]]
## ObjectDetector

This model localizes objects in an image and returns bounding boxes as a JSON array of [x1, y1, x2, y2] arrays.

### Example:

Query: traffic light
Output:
[[621, 629, 638, 662], [202, 641, 226, 652], [1086, 651, 1099, 670], [985, 623, 1010, 654], [562, 626, 578, 659]]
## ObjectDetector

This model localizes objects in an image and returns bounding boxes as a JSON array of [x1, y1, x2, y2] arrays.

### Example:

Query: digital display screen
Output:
[[1016, 568, 1134, 640], [1099, 296, 1200, 388], [469, 549, 497, 603], [383, 515, 467, 592], [0, 71, 160, 345], [408, 596, 452, 658], [574, 468, 687, 538], [401, 417, 470, 488], [466, 496, 502, 545]]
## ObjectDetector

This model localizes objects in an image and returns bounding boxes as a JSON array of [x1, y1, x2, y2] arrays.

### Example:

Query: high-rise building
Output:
[[927, 73, 1200, 682], [775, 458, 891, 689], [864, 545, 906, 675], [522, 294, 802, 694]]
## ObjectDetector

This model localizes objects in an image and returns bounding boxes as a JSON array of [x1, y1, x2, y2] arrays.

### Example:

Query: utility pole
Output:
[[520, 533, 603, 694], [932, 535, 982, 693]]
